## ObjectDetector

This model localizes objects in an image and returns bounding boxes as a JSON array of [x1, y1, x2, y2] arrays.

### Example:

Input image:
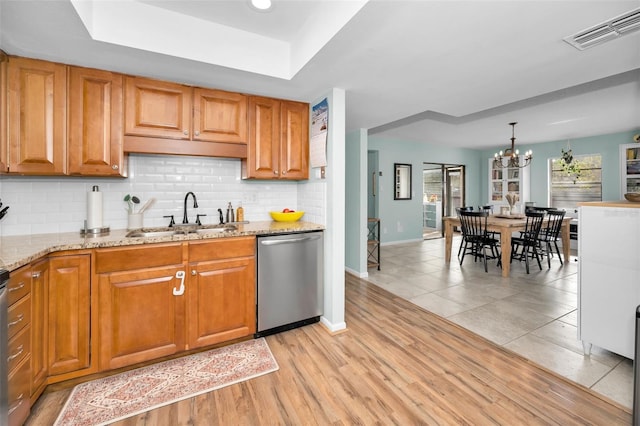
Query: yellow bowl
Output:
[[269, 211, 305, 222]]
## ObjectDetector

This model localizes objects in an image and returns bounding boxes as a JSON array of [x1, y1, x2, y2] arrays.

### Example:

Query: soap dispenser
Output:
[[226, 202, 234, 223], [236, 202, 244, 222]]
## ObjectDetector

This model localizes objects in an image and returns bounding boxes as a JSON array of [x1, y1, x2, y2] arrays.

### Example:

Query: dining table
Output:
[[443, 214, 573, 277]]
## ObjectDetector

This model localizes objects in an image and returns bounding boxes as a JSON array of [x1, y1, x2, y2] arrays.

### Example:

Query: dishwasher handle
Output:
[[260, 234, 321, 246]]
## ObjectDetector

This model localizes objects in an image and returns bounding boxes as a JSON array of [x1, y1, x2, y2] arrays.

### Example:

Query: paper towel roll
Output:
[[87, 186, 103, 229]]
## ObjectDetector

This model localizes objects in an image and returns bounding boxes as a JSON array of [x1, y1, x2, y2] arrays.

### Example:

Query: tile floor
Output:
[[364, 235, 634, 409]]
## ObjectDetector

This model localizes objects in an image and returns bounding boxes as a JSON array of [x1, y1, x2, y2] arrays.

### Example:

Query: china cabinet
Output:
[[619, 143, 640, 197], [488, 157, 530, 210]]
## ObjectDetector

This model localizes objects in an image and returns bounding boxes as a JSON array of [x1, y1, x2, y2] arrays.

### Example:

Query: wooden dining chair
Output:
[[510, 210, 545, 273], [456, 207, 474, 261], [537, 209, 566, 268], [458, 210, 501, 272]]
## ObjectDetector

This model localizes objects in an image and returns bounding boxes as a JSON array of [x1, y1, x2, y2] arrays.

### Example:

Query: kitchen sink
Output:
[[125, 230, 177, 238], [126, 224, 237, 238]]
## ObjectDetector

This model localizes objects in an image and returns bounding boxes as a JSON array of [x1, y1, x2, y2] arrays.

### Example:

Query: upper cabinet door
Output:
[[0, 51, 8, 173], [244, 96, 280, 179], [8, 57, 67, 175], [280, 101, 309, 180], [124, 76, 192, 140], [68, 67, 126, 176], [193, 88, 247, 144]]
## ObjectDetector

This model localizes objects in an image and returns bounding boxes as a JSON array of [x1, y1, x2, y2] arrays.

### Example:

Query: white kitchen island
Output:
[[579, 201, 640, 360]]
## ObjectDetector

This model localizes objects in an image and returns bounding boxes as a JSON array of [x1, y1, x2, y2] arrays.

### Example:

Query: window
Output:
[[549, 154, 602, 217]]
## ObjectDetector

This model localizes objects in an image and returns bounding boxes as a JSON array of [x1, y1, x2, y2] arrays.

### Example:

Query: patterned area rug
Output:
[[54, 338, 278, 426]]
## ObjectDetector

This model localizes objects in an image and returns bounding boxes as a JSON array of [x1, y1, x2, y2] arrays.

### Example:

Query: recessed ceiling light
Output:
[[251, 0, 272, 11]]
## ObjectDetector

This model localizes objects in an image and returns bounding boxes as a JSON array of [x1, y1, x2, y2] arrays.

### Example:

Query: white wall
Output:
[[0, 154, 325, 236]]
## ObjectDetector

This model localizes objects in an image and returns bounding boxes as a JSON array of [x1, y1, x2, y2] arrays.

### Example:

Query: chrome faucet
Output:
[[182, 192, 198, 224]]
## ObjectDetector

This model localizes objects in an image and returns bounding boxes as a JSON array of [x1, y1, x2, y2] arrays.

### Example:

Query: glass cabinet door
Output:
[[621, 145, 640, 196]]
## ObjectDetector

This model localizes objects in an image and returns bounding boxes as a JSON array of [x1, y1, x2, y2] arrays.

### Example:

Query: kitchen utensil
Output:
[[269, 211, 304, 222], [138, 198, 156, 214], [0, 206, 9, 220]]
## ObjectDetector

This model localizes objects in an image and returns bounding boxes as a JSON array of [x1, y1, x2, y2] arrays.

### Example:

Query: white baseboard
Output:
[[320, 316, 347, 334], [345, 266, 368, 278]]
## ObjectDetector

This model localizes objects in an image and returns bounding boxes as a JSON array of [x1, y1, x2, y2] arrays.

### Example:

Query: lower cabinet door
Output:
[[98, 265, 185, 370], [48, 255, 91, 376], [186, 256, 256, 349]]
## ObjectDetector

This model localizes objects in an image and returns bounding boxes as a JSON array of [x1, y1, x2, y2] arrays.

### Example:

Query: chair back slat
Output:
[[542, 209, 565, 240], [459, 210, 489, 239], [523, 210, 545, 241]]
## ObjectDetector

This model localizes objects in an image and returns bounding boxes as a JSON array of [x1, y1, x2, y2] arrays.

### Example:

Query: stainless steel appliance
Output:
[[256, 231, 323, 337], [0, 269, 9, 426]]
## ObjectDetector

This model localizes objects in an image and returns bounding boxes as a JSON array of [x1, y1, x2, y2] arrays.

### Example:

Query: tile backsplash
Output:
[[0, 154, 326, 236]]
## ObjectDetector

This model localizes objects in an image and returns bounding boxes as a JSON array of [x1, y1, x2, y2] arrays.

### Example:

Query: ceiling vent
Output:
[[564, 7, 640, 50]]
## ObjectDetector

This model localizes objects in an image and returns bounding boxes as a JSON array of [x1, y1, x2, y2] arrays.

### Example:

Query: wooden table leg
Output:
[[444, 220, 453, 263], [500, 228, 511, 278], [561, 222, 571, 263]]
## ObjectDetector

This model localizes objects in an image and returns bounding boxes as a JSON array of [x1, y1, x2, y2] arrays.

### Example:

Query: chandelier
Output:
[[493, 122, 532, 169]]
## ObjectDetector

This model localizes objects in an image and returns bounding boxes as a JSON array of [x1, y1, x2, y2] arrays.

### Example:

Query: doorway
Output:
[[422, 163, 465, 239]]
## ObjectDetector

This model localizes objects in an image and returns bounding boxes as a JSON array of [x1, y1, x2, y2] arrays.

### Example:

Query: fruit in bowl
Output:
[[270, 210, 305, 222]]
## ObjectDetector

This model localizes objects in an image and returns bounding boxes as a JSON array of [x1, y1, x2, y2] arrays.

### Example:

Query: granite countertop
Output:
[[0, 221, 324, 272]]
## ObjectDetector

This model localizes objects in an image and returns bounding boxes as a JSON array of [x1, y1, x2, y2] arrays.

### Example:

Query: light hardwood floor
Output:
[[27, 274, 631, 425]]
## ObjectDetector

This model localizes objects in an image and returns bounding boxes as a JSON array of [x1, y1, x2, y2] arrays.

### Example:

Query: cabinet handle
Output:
[[8, 314, 24, 328], [173, 271, 185, 296], [183, 130, 189, 136], [282, 171, 286, 175], [112, 164, 119, 170], [194, 131, 200, 136], [32, 271, 41, 279], [8, 281, 24, 292], [274, 171, 279, 175], [8, 345, 24, 362], [191, 270, 196, 276], [8, 397, 24, 415]]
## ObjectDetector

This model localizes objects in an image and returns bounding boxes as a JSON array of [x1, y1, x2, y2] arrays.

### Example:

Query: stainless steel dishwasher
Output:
[[256, 231, 323, 337]]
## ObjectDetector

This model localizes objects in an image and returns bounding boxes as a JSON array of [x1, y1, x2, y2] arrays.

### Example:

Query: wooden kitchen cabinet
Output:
[[95, 238, 256, 370], [68, 66, 126, 176], [124, 76, 192, 140], [242, 96, 309, 180], [187, 238, 256, 349], [193, 87, 247, 144], [0, 50, 8, 172], [7, 57, 67, 175], [123, 76, 247, 158], [7, 265, 33, 426], [48, 254, 91, 377], [96, 243, 185, 370], [30, 259, 49, 402]]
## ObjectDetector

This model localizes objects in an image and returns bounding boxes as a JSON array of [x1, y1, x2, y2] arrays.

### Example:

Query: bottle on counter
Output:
[[236, 202, 244, 222], [226, 202, 234, 223]]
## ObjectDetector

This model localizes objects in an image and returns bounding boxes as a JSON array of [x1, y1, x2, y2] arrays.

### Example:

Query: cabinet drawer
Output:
[[8, 266, 31, 305], [188, 236, 255, 262], [95, 243, 183, 273], [8, 294, 30, 339], [8, 355, 31, 426], [8, 325, 30, 373]]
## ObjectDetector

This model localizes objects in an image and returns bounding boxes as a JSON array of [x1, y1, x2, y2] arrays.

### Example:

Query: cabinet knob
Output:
[[183, 130, 189, 136], [282, 171, 286, 175], [112, 164, 119, 170], [194, 131, 200, 136], [274, 171, 278, 175], [191, 270, 197, 276]]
